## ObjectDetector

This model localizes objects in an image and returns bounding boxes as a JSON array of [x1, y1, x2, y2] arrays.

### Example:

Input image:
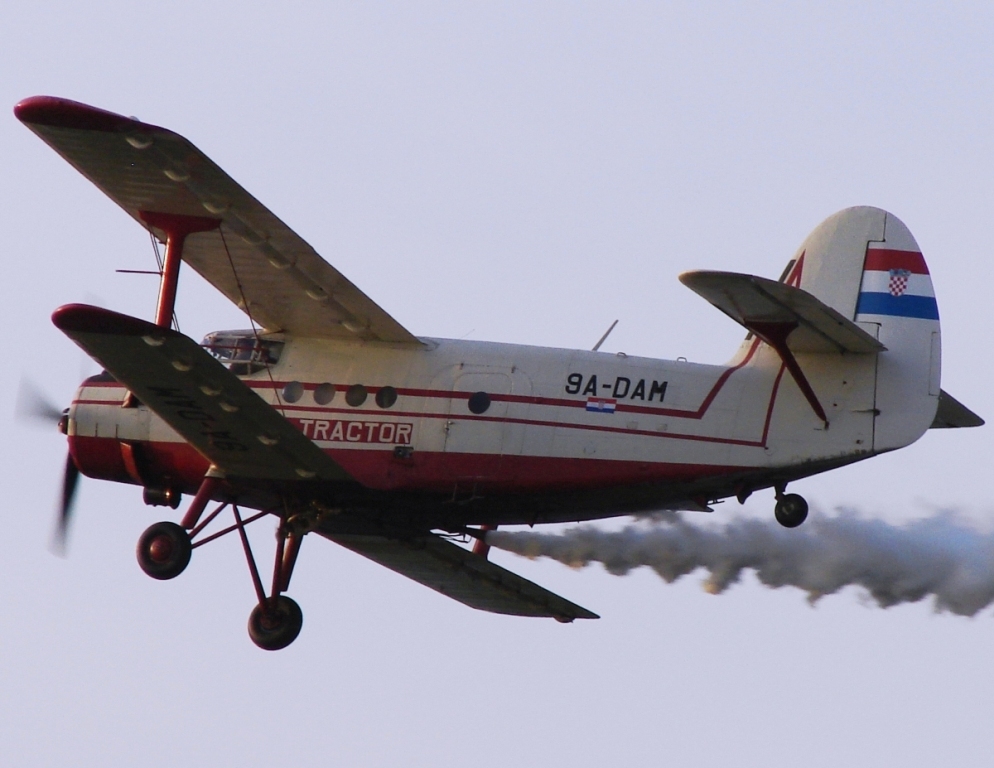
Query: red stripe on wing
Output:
[[14, 95, 152, 132]]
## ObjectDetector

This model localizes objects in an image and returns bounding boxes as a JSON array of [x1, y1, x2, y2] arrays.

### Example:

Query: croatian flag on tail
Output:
[[855, 248, 939, 320], [586, 397, 617, 413]]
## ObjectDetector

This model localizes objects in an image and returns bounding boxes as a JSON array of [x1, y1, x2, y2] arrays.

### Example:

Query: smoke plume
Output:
[[486, 511, 994, 615]]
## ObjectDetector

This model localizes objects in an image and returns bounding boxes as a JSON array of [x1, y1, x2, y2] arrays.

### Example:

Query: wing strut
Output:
[[139, 211, 220, 328], [750, 321, 829, 427]]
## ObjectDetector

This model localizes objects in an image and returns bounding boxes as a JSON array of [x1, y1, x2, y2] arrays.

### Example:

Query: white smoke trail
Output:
[[486, 511, 994, 616]]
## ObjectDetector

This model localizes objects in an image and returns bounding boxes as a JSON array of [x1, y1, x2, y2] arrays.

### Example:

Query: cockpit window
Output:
[[202, 331, 284, 376]]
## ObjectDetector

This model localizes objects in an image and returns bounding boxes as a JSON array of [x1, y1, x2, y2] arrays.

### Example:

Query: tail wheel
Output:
[[248, 595, 303, 651], [775, 493, 809, 528], [137, 521, 192, 580]]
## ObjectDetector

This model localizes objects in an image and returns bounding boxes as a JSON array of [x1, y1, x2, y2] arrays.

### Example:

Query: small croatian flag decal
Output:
[[586, 397, 617, 413]]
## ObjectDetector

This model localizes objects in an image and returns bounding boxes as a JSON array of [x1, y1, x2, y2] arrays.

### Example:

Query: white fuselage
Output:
[[71, 331, 878, 519]]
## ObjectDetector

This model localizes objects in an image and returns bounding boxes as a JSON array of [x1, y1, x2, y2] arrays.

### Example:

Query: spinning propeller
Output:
[[17, 380, 79, 554]]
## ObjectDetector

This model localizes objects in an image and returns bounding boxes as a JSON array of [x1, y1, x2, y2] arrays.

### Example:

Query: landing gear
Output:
[[135, 471, 313, 650], [232, 506, 308, 651], [136, 473, 220, 579], [774, 492, 809, 528], [136, 521, 191, 579], [248, 596, 303, 651]]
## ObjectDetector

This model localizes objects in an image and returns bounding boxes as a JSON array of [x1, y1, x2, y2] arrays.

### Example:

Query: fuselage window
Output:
[[282, 381, 304, 403], [346, 384, 368, 407], [468, 391, 491, 414], [375, 386, 398, 408], [313, 383, 336, 405]]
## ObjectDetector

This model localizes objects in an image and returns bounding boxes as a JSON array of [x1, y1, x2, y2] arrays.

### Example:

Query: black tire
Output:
[[248, 596, 303, 651], [136, 521, 192, 580], [774, 493, 809, 528]]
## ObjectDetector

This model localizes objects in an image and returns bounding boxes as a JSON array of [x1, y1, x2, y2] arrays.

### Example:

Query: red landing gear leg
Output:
[[135, 472, 223, 580], [235, 509, 305, 651]]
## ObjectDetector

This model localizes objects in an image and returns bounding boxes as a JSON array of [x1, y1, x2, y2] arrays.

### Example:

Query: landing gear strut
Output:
[[233, 506, 306, 651], [774, 488, 808, 528], [136, 470, 311, 650]]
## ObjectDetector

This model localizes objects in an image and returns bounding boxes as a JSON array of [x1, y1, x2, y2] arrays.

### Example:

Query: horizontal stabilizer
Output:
[[52, 304, 351, 482], [930, 390, 984, 429], [323, 531, 599, 621], [680, 270, 886, 354]]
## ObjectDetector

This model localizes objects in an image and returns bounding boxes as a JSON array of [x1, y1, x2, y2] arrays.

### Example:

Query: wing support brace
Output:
[[749, 321, 829, 427], [139, 211, 220, 328]]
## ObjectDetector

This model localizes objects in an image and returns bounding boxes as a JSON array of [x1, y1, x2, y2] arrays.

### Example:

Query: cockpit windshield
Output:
[[202, 331, 284, 376]]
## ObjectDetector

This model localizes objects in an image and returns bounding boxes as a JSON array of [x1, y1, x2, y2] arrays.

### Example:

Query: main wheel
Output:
[[248, 596, 303, 651], [774, 493, 809, 528], [136, 521, 192, 580]]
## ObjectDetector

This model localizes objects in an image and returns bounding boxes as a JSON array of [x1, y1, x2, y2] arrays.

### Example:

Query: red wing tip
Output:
[[15, 96, 142, 132], [52, 304, 162, 337]]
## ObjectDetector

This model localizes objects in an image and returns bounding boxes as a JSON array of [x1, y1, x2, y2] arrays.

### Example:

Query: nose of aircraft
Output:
[[17, 378, 83, 554]]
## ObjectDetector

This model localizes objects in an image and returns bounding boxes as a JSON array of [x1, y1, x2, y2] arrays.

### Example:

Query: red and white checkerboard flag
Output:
[[888, 268, 911, 297]]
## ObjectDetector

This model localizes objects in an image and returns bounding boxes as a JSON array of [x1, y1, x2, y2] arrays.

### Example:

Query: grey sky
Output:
[[2, 3, 993, 766]]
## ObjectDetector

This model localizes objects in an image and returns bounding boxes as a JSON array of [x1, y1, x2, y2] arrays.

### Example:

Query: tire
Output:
[[248, 596, 303, 651], [136, 521, 192, 580], [774, 493, 809, 528]]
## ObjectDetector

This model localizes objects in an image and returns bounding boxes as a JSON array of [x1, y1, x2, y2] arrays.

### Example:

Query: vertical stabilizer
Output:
[[790, 207, 940, 452]]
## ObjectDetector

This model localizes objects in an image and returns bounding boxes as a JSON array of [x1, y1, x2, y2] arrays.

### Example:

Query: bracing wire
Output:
[[218, 226, 286, 415]]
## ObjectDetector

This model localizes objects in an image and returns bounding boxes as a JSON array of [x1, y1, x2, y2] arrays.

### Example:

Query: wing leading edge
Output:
[[16, 96, 421, 345]]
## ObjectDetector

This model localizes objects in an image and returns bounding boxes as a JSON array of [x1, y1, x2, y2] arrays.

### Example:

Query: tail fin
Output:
[[792, 207, 940, 451]]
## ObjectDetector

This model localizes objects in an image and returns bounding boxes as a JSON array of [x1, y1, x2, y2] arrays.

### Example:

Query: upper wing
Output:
[[930, 390, 984, 429], [321, 529, 599, 621], [680, 270, 886, 354], [16, 96, 421, 345], [53, 304, 351, 482]]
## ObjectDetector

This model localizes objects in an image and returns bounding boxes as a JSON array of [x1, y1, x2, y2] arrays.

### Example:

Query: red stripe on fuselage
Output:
[[329, 449, 747, 492], [69, 433, 749, 494]]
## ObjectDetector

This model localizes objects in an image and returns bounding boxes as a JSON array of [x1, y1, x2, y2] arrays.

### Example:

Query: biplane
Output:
[[16, 96, 983, 649]]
